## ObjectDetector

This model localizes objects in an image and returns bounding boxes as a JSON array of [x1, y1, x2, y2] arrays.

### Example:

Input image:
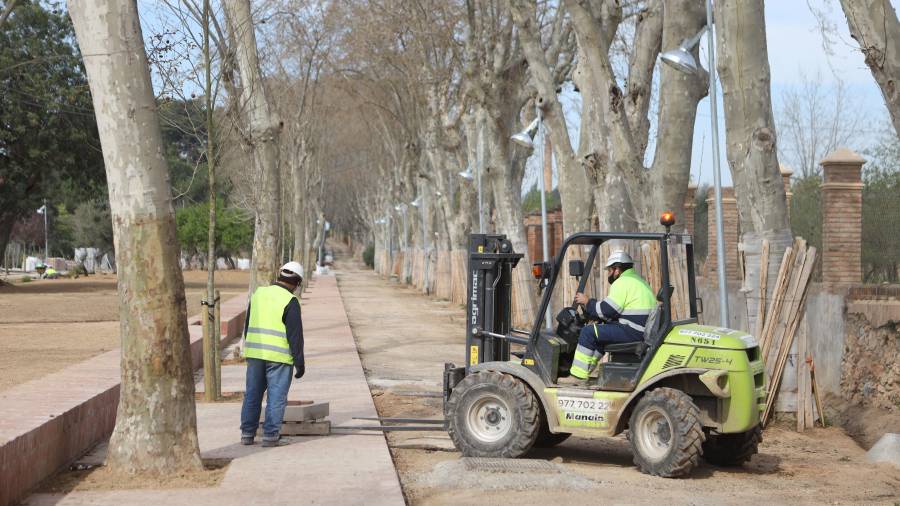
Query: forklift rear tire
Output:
[[702, 425, 762, 466], [627, 387, 705, 478], [446, 371, 540, 458]]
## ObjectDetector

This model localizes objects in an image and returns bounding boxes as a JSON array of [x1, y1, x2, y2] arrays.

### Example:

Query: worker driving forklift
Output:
[[443, 212, 767, 477]]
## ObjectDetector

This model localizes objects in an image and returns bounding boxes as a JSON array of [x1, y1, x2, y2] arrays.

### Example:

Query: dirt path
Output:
[[0, 270, 249, 391], [336, 254, 900, 505]]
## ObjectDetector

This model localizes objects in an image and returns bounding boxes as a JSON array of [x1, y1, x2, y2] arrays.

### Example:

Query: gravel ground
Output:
[[336, 251, 900, 506], [0, 270, 250, 391]]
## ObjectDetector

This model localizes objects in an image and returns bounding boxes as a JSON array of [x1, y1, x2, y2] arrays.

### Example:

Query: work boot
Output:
[[557, 375, 589, 387], [240, 434, 255, 445], [261, 435, 282, 447]]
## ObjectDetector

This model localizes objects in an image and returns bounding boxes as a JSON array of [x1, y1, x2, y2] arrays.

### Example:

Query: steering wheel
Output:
[[571, 299, 588, 326]]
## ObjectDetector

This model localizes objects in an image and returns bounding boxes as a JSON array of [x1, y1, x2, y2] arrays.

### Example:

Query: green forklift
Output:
[[442, 215, 767, 477]]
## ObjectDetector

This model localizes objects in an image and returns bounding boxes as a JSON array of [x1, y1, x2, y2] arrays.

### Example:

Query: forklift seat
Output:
[[603, 305, 663, 358]]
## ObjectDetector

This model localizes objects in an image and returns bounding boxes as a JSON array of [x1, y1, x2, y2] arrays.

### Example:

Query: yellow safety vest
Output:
[[244, 285, 295, 365]]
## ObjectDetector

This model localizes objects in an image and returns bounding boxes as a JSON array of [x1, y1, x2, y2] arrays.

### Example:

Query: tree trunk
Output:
[[223, 0, 283, 291], [838, 0, 900, 135], [0, 212, 15, 269], [714, 0, 792, 329], [68, 0, 202, 475]]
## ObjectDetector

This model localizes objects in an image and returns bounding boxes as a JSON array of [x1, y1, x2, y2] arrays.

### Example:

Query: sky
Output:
[[522, 0, 897, 193], [135, 1, 895, 194]]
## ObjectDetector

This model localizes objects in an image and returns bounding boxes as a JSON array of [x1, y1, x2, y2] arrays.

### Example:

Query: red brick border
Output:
[[0, 295, 247, 506]]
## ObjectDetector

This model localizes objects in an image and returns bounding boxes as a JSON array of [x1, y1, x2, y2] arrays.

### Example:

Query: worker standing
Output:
[[240, 262, 306, 447], [569, 251, 656, 381]]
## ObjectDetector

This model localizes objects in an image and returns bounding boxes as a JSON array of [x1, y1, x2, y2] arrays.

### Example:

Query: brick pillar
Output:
[[780, 164, 794, 220], [684, 183, 698, 236], [706, 187, 740, 280], [820, 148, 865, 284]]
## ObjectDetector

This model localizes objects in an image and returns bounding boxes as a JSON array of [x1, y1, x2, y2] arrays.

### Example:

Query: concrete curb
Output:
[[0, 295, 248, 506]]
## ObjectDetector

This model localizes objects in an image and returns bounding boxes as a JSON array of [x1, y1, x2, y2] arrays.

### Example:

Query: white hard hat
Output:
[[605, 250, 634, 268], [280, 261, 304, 279]]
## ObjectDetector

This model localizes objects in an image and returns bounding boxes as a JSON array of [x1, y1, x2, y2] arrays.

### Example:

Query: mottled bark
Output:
[[647, 0, 707, 228], [68, 0, 202, 475], [223, 0, 283, 291], [839, 0, 900, 135], [714, 0, 792, 328], [509, 0, 592, 236]]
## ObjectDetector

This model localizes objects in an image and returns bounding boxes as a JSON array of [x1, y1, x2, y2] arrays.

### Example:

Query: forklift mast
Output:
[[465, 234, 522, 370]]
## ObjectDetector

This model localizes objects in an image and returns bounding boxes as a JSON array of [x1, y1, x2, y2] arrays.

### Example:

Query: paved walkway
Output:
[[25, 274, 405, 506]]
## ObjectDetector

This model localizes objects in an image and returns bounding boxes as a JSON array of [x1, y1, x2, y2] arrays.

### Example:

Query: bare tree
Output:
[[68, 0, 202, 475], [511, 0, 707, 233], [714, 0, 791, 327], [776, 70, 864, 178], [223, 0, 283, 290], [838, 0, 900, 136]]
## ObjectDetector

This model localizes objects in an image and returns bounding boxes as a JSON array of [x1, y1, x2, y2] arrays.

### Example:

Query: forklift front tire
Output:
[[446, 371, 540, 458], [627, 387, 705, 478]]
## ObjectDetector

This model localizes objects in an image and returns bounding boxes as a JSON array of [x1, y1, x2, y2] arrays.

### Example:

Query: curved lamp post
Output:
[[511, 113, 551, 329], [660, 1, 728, 327]]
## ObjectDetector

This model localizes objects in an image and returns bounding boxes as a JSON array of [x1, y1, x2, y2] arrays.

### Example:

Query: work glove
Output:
[[294, 364, 305, 379]]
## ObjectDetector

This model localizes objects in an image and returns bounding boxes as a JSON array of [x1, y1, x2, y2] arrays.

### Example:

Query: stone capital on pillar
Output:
[[780, 164, 794, 220], [684, 183, 698, 236], [820, 147, 865, 285]]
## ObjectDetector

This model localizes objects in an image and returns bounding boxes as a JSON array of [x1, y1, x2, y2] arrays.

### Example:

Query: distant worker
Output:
[[569, 251, 656, 380], [43, 266, 59, 279], [240, 262, 306, 447]]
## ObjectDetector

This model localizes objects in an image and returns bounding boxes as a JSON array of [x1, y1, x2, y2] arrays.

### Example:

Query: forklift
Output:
[[442, 214, 767, 477]]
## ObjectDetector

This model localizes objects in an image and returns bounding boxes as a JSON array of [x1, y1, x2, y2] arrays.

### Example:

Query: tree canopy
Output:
[[0, 0, 105, 254]]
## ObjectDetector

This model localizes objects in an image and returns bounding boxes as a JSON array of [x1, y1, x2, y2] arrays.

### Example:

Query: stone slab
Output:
[[283, 402, 329, 422]]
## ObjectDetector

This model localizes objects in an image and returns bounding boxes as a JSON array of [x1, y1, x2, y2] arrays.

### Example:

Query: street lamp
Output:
[[660, 1, 728, 327], [36, 200, 48, 262], [457, 164, 483, 232], [512, 112, 552, 329]]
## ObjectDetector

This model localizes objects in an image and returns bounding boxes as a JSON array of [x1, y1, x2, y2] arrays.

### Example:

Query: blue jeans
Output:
[[240, 358, 293, 439]]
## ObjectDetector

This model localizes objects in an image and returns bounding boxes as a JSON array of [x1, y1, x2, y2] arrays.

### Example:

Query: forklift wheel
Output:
[[627, 387, 705, 478], [702, 425, 762, 466], [446, 371, 540, 458]]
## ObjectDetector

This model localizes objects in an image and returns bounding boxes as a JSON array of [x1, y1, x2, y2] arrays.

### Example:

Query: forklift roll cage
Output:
[[461, 231, 700, 387]]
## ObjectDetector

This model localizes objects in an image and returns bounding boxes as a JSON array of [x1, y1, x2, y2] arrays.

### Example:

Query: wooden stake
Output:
[[755, 240, 769, 340], [810, 358, 826, 427]]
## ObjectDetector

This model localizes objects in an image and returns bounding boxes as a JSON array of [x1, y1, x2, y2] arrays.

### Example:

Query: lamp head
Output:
[[660, 46, 700, 74], [510, 117, 540, 149]]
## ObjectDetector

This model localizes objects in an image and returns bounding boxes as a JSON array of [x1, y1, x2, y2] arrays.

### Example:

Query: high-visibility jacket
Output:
[[244, 285, 296, 365], [589, 268, 657, 339], [45, 268, 58, 276]]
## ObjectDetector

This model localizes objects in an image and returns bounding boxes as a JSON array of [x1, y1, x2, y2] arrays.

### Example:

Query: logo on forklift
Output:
[[565, 412, 606, 422], [470, 271, 479, 325], [557, 396, 610, 424]]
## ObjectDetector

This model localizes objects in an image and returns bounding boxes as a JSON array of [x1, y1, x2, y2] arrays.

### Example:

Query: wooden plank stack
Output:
[[639, 241, 690, 321], [756, 237, 820, 427]]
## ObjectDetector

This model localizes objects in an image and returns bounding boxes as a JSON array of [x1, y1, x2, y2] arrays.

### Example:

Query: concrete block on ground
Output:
[[866, 433, 900, 469], [283, 402, 329, 422], [260, 402, 329, 423]]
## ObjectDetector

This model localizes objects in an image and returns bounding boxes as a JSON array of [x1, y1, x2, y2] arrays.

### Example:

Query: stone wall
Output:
[[841, 298, 900, 412]]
